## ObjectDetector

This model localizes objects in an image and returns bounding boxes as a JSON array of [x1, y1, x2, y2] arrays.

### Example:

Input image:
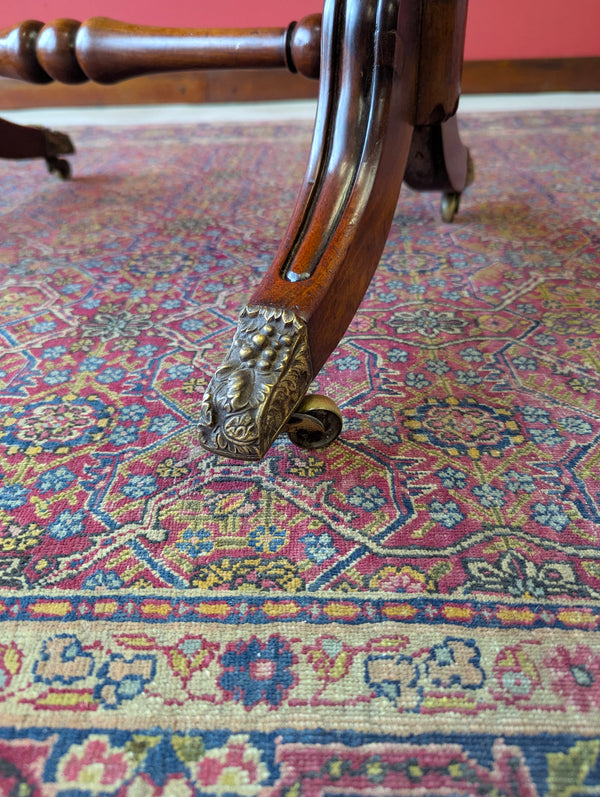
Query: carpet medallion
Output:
[[0, 110, 599, 794]]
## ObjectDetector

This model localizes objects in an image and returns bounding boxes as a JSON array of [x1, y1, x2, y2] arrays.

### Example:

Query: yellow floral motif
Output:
[[191, 556, 304, 592], [304, 636, 354, 683], [125, 735, 162, 763], [369, 565, 428, 593], [70, 338, 94, 352], [365, 759, 385, 780], [288, 456, 326, 478], [407, 763, 424, 779], [0, 522, 43, 553], [547, 740, 600, 797], [182, 377, 205, 394], [130, 578, 154, 590], [543, 311, 600, 336], [0, 641, 23, 689], [172, 734, 206, 764], [156, 458, 190, 479], [31, 496, 53, 519]]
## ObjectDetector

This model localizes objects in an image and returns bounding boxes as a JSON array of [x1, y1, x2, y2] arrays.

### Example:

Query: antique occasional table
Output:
[[0, 0, 473, 459]]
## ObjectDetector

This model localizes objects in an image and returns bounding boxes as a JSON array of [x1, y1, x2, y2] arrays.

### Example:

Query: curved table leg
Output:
[[404, 116, 474, 222], [0, 117, 74, 178], [198, 0, 419, 460]]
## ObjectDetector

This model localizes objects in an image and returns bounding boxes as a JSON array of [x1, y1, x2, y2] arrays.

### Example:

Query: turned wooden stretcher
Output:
[[0, 0, 473, 460]]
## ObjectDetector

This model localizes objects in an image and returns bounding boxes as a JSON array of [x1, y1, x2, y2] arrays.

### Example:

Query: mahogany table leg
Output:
[[0, 117, 74, 178], [404, 116, 474, 222], [198, 0, 469, 460], [197, 0, 419, 460]]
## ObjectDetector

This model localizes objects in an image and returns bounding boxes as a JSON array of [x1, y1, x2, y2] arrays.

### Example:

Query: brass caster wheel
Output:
[[441, 191, 460, 223], [46, 156, 72, 180], [466, 150, 475, 187], [285, 394, 342, 451]]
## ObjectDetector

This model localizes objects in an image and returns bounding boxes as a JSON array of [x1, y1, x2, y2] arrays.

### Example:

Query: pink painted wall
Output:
[[2, 0, 599, 60]]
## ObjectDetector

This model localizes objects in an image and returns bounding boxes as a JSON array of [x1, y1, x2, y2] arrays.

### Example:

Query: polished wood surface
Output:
[[411, 0, 467, 125], [250, 0, 416, 373], [465, 57, 600, 93], [0, 116, 73, 159], [2, 58, 598, 110], [1, 116, 51, 158], [405, 116, 471, 194], [0, 70, 316, 109], [0, 15, 322, 85], [248, 0, 469, 373], [0, 20, 51, 83], [0, 115, 74, 179]]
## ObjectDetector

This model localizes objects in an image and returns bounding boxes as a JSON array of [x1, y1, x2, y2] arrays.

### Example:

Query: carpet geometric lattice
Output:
[[0, 109, 599, 795]]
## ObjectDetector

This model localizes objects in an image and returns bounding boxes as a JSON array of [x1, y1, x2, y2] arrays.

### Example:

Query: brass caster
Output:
[[441, 191, 460, 223], [466, 150, 475, 187], [46, 156, 72, 180], [440, 152, 474, 223], [285, 394, 342, 451]]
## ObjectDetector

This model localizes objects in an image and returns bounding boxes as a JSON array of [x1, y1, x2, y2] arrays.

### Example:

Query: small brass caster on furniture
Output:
[[440, 150, 474, 222], [441, 191, 460, 223], [285, 395, 343, 450]]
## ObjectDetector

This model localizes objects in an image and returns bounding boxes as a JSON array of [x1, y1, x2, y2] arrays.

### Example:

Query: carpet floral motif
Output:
[[0, 110, 599, 793]]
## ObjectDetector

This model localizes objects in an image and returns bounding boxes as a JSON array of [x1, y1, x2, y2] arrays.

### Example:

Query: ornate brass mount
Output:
[[198, 305, 342, 461]]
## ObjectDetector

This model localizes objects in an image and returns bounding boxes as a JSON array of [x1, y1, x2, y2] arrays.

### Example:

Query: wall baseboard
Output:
[[1, 58, 598, 111], [464, 57, 600, 94]]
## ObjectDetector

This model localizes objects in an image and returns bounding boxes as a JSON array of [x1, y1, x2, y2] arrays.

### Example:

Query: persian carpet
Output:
[[0, 108, 599, 795]]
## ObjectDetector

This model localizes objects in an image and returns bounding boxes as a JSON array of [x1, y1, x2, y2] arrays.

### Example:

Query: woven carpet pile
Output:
[[0, 108, 599, 795]]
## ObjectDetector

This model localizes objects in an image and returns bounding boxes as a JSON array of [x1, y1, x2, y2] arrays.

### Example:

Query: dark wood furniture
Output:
[[0, 116, 74, 177], [0, 0, 473, 460]]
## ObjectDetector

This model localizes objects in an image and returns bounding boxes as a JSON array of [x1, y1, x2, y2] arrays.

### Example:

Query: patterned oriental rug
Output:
[[0, 108, 599, 795]]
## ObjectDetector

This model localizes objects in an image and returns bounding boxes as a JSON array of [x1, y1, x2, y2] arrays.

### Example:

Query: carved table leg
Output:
[[0, 117, 75, 178], [404, 116, 474, 222], [198, 0, 418, 460], [198, 0, 470, 460]]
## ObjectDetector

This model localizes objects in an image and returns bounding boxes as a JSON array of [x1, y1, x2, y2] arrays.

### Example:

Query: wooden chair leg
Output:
[[0, 117, 74, 178]]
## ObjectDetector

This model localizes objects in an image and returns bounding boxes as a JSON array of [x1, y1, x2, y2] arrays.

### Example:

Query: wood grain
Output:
[[1, 58, 598, 110]]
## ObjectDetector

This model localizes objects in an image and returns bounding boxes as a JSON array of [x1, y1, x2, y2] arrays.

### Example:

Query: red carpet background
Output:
[[0, 109, 599, 794]]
